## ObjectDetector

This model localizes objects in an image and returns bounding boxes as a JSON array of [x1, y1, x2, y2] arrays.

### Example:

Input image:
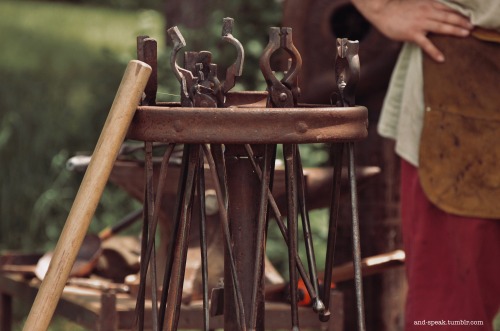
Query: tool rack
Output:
[[11, 18, 369, 331]]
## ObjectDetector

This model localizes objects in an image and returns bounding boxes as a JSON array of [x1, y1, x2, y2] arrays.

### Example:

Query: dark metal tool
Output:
[[260, 27, 302, 108], [247, 144, 274, 331], [164, 22, 247, 331], [197, 152, 210, 331], [321, 38, 366, 331], [259, 27, 309, 331], [192, 51, 222, 108], [163, 145, 199, 331], [336, 43, 364, 331], [145, 141, 159, 331], [319, 143, 343, 323], [168, 25, 231, 109], [202, 144, 247, 331], [283, 143, 300, 331], [137, 36, 158, 106], [134, 37, 164, 331], [348, 140, 366, 331], [295, 147, 324, 314], [332, 38, 359, 108], [243, 145, 319, 303], [159, 144, 190, 331], [167, 26, 197, 107]]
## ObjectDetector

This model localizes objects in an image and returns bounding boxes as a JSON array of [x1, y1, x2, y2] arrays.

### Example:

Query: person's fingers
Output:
[[414, 33, 445, 62], [430, 1, 473, 29], [426, 19, 471, 37]]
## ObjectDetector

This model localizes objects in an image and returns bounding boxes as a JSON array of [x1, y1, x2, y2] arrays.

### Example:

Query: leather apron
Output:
[[419, 30, 500, 219]]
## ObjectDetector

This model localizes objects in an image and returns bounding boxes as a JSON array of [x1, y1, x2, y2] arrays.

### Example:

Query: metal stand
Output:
[[127, 23, 368, 331]]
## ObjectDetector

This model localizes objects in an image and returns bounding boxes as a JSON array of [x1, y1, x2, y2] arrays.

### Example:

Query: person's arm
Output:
[[351, 0, 473, 62]]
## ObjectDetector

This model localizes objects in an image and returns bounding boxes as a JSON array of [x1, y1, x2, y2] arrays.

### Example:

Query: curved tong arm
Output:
[[221, 17, 245, 94], [334, 38, 360, 107], [167, 26, 197, 107], [167, 27, 187, 84], [259, 27, 282, 100], [281, 28, 302, 95]]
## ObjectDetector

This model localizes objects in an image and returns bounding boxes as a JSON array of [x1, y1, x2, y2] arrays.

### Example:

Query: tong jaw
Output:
[[193, 51, 222, 108], [260, 27, 302, 108], [333, 38, 360, 107]]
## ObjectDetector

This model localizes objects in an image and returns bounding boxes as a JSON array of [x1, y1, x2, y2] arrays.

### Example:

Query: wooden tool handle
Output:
[[331, 249, 405, 283], [23, 60, 151, 331], [98, 208, 143, 240]]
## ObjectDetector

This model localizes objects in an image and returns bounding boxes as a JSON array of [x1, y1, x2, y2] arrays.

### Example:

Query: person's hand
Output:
[[352, 0, 473, 62]]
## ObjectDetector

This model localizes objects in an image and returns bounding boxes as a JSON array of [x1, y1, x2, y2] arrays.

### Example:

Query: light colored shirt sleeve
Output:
[[377, 43, 424, 167]]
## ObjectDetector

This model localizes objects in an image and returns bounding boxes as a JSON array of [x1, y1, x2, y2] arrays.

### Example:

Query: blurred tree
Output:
[[0, 1, 163, 251]]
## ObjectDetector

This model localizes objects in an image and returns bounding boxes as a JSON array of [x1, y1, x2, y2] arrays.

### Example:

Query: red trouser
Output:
[[400, 159, 500, 330]]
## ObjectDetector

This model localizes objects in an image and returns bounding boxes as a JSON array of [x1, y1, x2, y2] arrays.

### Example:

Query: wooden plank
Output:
[[98, 292, 117, 331], [0, 274, 343, 330], [0, 275, 100, 330]]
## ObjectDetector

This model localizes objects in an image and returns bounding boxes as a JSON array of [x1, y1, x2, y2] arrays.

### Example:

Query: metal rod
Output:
[[210, 144, 228, 211], [136, 48, 158, 290], [283, 144, 299, 331], [249, 144, 273, 330], [130, 144, 175, 331], [320, 143, 344, 322], [243, 144, 318, 303], [134, 142, 151, 331], [348, 142, 366, 331], [149, 220, 159, 331], [202, 144, 247, 331], [145, 142, 159, 331], [164, 145, 199, 331], [135, 223, 147, 330], [295, 147, 324, 313], [197, 150, 210, 331], [159, 144, 190, 331]]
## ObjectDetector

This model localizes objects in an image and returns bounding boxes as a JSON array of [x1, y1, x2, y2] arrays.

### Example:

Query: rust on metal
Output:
[[128, 104, 367, 144]]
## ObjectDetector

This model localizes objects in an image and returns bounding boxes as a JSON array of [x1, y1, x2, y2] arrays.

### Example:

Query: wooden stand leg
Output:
[[98, 292, 117, 331], [224, 145, 265, 330]]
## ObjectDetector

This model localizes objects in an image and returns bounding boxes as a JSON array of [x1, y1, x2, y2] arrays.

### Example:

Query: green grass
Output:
[[0, 1, 164, 252], [12, 317, 88, 331], [0, 2, 167, 328]]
